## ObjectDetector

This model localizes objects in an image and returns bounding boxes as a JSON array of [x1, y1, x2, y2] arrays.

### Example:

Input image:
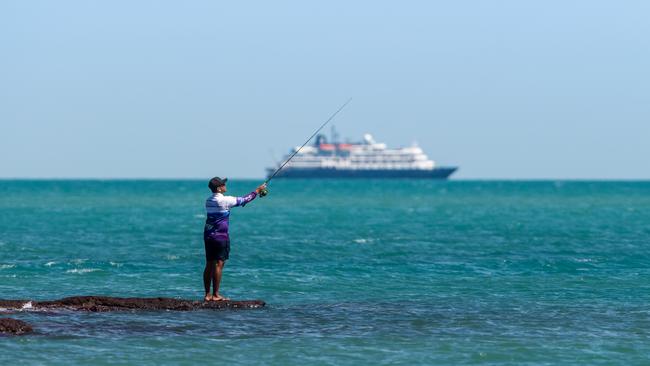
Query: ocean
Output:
[[1, 179, 649, 365]]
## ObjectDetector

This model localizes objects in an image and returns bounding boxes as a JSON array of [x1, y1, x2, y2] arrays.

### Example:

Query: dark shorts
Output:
[[204, 238, 230, 262]]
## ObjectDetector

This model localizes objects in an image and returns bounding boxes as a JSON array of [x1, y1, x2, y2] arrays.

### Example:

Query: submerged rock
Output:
[[0, 318, 33, 335], [0, 296, 265, 312]]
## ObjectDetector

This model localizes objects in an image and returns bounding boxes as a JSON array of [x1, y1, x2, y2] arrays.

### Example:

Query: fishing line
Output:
[[259, 98, 352, 197]]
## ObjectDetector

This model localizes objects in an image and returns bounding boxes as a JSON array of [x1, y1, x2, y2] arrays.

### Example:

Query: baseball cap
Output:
[[208, 177, 228, 192]]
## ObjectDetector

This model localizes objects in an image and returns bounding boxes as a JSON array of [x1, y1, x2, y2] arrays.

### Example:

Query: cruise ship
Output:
[[267, 133, 458, 179]]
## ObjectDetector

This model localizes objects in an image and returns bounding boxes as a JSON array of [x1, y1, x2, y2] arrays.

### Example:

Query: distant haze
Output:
[[1, 1, 649, 179]]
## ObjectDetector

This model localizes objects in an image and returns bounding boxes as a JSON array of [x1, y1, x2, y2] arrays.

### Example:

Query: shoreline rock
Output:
[[0, 296, 265, 312], [0, 318, 33, 335]]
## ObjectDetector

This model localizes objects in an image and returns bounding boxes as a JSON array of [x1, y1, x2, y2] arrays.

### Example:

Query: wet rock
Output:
[[0, 300, 30, 309], [0, 318, 33, 335], [0, 296, 265, 312]]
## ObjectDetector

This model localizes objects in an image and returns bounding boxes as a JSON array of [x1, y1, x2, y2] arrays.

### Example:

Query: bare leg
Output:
[[212, 260, 229, 300], [203, 261, 216, 301]]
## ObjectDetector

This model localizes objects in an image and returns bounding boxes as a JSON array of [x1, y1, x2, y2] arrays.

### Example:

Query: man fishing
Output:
[[201, 99, 350, 302], [203, 177, 267, 301]]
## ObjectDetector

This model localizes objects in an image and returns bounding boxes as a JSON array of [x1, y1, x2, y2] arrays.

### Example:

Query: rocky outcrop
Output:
[[0, 318, 33, 335], [0, 296, 265, 312], [0, 299, 28, 309]]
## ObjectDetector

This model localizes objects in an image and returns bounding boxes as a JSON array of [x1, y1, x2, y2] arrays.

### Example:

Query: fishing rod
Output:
[[258, 98, 352, 197]]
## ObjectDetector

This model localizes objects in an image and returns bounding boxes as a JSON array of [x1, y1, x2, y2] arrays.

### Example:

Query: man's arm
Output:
[[232, 183, 267, 208], [235, 191, 257, 207]]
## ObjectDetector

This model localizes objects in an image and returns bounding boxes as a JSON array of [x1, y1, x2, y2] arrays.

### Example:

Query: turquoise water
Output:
[[1, 180, 650, 365]]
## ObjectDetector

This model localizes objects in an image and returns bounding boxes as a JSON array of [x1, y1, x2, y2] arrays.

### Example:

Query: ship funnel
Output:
[[363, 134, 376, 144]]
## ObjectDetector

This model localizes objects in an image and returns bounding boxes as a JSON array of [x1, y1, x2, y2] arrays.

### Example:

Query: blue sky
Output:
[[1, 1, 649, 179]]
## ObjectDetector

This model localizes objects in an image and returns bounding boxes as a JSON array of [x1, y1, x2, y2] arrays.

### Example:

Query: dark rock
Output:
[[0, 300, 30, 309], [0, 296, 265, 312], [0, 318, 33, 335]]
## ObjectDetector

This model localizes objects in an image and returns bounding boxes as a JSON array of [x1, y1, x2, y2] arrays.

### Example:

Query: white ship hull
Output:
[[267, 166, 457, 179], [267, 133, 458, 180]]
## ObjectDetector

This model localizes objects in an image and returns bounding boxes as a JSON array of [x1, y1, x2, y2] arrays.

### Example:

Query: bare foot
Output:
[[204, 294, 213, 302], [212, 294, 230, 301]]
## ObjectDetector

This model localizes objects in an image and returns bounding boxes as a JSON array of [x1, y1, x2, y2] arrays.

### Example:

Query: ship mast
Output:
[[331, 125, 340, 145]]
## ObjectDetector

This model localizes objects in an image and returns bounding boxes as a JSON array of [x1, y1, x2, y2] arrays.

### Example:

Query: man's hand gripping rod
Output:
[[258, 98, 352, 197]]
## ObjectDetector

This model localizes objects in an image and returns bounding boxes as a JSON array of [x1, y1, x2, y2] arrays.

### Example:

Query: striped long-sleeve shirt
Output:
[[204, 191, 257, 241]]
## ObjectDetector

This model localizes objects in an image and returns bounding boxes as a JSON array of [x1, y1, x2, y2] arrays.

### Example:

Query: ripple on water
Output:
[[65, 269, 101, 274]]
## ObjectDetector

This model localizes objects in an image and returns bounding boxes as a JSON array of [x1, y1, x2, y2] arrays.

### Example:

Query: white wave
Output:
[[0, 264, 15, 270], [165, 255, 179, 260], [575, 258, 595, 263], [45, 261, 57, 267], [21, 301, 32, 310], [66, 268, 101, 274], [109, 262, 123, 267], [354, 238, 373, 244]]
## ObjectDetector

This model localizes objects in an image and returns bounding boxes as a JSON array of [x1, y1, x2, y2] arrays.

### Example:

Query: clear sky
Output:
[[1, 1, 649, 179]]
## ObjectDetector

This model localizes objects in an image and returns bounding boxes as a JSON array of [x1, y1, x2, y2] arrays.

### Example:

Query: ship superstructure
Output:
[[267, 132, 457, 179]]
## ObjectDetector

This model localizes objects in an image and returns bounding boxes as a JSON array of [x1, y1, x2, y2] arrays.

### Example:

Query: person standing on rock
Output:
[[203, 177, 267, 301]]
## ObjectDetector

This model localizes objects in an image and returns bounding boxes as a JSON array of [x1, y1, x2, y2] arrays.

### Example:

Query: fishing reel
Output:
[[259, 187, 269, 197]]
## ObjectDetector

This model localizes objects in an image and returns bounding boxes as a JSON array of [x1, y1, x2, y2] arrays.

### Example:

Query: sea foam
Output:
[[66, 268, 101, 274]]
